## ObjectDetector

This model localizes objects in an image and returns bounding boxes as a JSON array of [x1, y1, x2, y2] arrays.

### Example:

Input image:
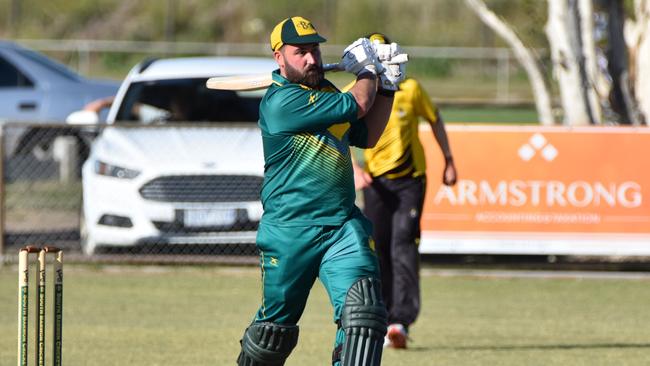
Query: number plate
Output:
[[183, 209, 237, 227]]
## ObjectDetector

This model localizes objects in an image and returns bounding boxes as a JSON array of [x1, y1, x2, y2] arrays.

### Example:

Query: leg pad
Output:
[[339, 277, 387, 366], [237, 322, 299, 366]]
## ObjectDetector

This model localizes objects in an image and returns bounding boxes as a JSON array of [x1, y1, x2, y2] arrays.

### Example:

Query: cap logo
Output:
[[292, 17, 317, 36]]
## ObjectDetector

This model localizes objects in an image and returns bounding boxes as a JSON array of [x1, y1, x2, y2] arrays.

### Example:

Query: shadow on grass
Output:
[[402, 343, 650, 352]]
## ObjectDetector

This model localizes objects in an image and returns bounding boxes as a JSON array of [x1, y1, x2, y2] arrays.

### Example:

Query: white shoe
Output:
[[383, 334, 391, 348], [386, 323, 408, 349]]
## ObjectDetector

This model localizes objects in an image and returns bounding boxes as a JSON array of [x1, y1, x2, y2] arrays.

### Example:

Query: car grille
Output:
[[139, 175, 263, 202], [152, 220, 259, 233]]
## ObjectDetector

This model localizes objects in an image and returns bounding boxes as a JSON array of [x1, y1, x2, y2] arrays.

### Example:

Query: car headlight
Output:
[[94, 160, 141, 179]]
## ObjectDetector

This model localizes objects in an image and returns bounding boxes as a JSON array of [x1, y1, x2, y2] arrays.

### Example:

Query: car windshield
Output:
[[115, 78, 262, 124], [15, 48, 81, 82]]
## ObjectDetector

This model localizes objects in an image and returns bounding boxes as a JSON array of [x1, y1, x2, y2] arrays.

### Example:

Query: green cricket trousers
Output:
[[253, 209, 381, 354]]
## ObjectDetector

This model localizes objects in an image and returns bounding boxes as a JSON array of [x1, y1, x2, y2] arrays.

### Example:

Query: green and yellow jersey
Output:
[[363, 78, 438, 179], [258, 70, 369, 226]]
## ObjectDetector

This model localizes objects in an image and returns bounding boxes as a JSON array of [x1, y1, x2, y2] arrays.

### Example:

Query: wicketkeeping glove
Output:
[[341, 38, 384, 77]]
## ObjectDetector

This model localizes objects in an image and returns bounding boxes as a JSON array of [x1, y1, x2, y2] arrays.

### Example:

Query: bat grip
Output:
[[323, 53, 408, 73], [323, 63, 343, 72]]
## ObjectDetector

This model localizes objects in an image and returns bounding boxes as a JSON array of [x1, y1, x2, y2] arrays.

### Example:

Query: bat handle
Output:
[[323, 53, 409, 73], [323, 63, 343, 72]]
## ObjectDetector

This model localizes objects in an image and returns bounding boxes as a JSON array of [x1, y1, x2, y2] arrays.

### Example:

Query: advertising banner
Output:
[[420, 125, 650, 255]]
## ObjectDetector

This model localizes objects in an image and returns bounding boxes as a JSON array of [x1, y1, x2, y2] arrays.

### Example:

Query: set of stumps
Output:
[[17, 246, 63, 366]]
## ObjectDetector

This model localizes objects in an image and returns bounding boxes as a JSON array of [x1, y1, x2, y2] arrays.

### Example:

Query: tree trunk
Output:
[[546, 0, 592, 125], [606, 0, 642, 124], [625, 0, 650, 125], [464, 0, 555, 125], [578, 0, 602, 124]]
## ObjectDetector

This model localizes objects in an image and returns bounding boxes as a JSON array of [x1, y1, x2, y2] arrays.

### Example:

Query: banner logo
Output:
[[518, 133, 558, 162]]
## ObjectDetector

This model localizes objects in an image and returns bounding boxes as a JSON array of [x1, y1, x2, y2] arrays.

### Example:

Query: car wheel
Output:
[[15, 127, 56, 160], [16, 128, 89, 170]]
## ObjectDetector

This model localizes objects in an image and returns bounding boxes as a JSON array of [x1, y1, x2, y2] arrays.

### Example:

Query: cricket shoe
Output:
[[385, 323, 408, 349]]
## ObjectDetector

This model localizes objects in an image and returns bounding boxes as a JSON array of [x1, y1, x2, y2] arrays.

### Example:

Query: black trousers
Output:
[[362, 175, 425, 328]]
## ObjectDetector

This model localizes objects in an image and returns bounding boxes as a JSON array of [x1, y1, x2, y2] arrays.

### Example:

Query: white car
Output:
[[77, 56, 277, 254]]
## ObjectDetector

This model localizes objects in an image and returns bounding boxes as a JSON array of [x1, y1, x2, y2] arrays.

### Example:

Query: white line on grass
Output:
[[421, 268, 650, 280]]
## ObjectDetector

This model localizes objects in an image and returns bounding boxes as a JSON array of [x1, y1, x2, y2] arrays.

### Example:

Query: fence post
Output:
[[0, 124, 5, 263], [53, 136, 78, 184], [78, 41, 91, 76], [497, 48, 510, 102]]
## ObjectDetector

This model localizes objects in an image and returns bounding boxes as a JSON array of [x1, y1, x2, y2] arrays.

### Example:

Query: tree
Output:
[[464, 0, 555, 125], [593, 0, 642, 125], [466, 0, 647, 126], [625, 0, 649, 125], [546, 0, 601, 125]]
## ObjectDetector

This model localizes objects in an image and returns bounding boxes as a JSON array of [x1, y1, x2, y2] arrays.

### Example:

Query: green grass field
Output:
[[2, 265, 649, 365], [443, 106, 537, 124]]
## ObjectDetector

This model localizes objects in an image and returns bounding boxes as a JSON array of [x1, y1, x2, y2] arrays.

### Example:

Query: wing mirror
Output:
[[66, 110, 100, 125]]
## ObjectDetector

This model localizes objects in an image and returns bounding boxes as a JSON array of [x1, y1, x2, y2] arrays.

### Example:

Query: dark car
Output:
[[0, 41, 119, 157]]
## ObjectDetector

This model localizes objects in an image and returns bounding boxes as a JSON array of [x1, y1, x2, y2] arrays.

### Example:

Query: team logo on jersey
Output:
[[269, 257, 279, 266], [368, 237, 376, 252], [308, 93, 318, 105]]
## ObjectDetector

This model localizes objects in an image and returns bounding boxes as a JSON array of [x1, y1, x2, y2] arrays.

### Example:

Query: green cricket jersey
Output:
[[258, 70, 369, 226]]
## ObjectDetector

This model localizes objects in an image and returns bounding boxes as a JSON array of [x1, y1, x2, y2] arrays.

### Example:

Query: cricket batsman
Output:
[[235, 16, 407, 366]]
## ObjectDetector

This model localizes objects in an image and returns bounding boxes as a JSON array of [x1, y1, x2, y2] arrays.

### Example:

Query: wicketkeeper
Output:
[[235, 16, 407, 366]]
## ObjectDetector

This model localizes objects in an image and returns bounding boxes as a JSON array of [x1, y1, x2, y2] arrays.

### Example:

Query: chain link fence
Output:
[[1, 122, 261, 264]]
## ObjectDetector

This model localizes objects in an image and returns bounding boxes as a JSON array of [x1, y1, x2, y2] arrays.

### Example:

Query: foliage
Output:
[[0, 0, 551, 48], [0, 0, 558, 110]]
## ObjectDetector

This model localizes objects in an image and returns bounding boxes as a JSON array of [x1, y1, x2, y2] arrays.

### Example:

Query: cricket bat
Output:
[[206, 54, 408, 91]]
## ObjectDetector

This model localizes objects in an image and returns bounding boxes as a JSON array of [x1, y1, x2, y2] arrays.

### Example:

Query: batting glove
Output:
[[373, 41, 407, 91], [341, 38, 384, 77], [372, 41, 403, 62], [378, 63, 405, 91]]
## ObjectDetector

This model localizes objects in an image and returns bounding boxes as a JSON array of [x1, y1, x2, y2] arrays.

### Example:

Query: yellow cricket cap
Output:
[[368, 33, 391, 44], [270, 16, 327, 51]]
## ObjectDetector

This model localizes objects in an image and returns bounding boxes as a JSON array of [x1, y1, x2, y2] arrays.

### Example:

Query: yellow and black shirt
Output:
[[365, 78, 438, 179]]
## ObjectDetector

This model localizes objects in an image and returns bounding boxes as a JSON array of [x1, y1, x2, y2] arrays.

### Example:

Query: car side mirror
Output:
[[66, 110, 100, 125], [66, 110, 103, 140]]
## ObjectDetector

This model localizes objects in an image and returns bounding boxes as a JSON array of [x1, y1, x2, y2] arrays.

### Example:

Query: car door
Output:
[[0, 54, 44, 122]]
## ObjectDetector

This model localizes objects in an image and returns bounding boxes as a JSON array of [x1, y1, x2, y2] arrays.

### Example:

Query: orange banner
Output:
[[420, 125, 650, 255]]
